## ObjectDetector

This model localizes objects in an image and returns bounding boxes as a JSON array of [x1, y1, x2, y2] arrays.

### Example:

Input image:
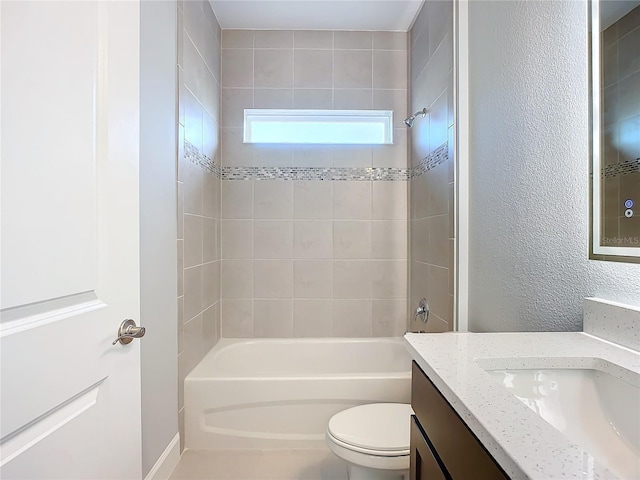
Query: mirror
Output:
[[591, 0, 640, 261]]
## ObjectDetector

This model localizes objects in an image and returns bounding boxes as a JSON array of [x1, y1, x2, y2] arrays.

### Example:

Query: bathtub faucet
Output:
[[414, 298, 429, 324]]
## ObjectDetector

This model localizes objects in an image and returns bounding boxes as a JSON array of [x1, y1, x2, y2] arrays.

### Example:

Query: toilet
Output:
[[326, 403, 413, 480]]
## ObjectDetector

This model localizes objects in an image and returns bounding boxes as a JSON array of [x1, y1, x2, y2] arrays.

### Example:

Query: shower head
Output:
[[404, 108, 428, 128]]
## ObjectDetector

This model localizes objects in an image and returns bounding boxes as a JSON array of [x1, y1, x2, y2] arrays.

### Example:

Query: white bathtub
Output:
[[184, 337, 412, 450]]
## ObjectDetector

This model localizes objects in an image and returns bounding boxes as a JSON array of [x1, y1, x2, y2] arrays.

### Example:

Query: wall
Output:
[[601, 6, 640, 246], [408, 0, 455, 333], [220, 30, 409, 337], [140, 1, 178, 475], [176, 0, 222, 450], [467, 0, 640, 333]]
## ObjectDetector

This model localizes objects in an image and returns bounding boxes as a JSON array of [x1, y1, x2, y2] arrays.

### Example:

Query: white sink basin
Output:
[[486, 367, 640, 479]]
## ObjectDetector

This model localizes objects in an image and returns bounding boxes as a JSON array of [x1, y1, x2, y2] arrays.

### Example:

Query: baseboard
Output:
[[144, 433, 180, 480]]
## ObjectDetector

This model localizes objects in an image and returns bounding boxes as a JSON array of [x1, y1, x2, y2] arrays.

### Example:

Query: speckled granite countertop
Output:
[[404, 331, 640, 480]]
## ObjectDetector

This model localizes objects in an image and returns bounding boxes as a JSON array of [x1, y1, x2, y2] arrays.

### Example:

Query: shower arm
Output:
[[403, 107, 428, 127]]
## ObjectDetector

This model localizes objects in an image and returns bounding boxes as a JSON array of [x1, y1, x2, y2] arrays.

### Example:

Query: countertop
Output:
[[404, 332, 640, 480]]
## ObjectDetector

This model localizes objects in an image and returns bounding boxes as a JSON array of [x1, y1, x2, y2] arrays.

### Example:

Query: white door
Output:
[[1, 2, 142, 479]]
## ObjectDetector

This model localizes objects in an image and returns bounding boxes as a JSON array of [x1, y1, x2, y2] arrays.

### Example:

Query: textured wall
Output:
[[219, 30, 409, 338], [468, 0, 640, 333], [176, 0, 222, 450], [408, 0, 455, 333]]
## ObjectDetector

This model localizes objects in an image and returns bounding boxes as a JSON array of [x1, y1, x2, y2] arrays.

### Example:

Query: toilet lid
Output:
[[327, 403, 413, 453]]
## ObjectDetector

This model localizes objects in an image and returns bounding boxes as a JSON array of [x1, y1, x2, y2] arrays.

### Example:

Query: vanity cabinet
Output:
[[410, 361, 509, 480]]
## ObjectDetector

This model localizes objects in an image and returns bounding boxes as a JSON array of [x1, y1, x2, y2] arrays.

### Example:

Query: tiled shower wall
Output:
[[409, 1, 455, 333], [219, 30, 409, 338], [602, 5, 640, 246], [176, 0, 222, 450]]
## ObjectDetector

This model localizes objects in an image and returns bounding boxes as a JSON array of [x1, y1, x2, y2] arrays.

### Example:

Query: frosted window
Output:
[[243, 109, 393, 145]]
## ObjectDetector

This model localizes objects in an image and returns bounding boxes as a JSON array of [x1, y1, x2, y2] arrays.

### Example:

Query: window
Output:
[[243, 109, 393, 145]]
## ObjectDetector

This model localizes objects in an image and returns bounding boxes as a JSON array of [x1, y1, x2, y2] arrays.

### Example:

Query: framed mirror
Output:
[[590, 0, 640, 261]]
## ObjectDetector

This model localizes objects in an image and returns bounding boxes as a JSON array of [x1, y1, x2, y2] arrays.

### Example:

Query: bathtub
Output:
[[184, 337, 412, 450]]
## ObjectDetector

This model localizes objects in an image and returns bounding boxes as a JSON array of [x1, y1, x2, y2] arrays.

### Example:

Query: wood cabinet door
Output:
[[410, 416, 449, 480], [411, 362, 510, 480]]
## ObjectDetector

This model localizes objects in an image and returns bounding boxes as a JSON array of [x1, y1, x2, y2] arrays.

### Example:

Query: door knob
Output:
[[112, 319, 146, 345]]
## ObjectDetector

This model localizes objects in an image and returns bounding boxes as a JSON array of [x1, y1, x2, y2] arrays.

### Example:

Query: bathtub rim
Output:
[[186, 337, 412, 380]]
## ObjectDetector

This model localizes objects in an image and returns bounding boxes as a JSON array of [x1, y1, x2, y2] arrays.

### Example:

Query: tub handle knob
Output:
[[415, 298, 429, 323]]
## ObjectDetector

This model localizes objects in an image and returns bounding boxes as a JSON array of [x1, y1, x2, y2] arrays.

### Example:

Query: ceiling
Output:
[[209, 0, 424, 32]]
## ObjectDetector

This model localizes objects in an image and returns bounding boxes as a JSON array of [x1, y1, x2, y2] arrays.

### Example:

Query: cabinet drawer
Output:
[[411, 361, 509, 479]]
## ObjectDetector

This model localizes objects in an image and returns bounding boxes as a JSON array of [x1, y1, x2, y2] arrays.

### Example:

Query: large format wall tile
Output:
[[176, 0, 222, 450], [408, 0, 455, 333], [219, 29, 410, 338]]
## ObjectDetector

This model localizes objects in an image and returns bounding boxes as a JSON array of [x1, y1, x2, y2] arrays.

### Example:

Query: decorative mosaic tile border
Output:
[[222, 166, 410, 181], [183, 140, 449, 181], [184, 141, 221, 177], [411, 142, 449, 179], [602, 158, 640, 179]]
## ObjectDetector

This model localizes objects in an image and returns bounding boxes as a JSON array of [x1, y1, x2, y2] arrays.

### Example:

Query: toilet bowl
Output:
[[326, 403, 413, 480]]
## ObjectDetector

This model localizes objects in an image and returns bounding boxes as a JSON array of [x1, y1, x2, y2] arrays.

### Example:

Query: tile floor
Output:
[[169, 448, 349, 480]]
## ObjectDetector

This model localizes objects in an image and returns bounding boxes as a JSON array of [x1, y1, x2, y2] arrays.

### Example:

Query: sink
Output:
[[485, 366, 640, 479]]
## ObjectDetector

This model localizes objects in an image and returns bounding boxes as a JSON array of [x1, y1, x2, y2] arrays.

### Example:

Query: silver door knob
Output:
[[112, 319, 146, 345]]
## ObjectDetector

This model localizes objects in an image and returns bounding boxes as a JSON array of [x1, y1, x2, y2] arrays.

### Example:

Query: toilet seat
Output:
[[327, 431, 409, 457], [327, 403, 413, 456]]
